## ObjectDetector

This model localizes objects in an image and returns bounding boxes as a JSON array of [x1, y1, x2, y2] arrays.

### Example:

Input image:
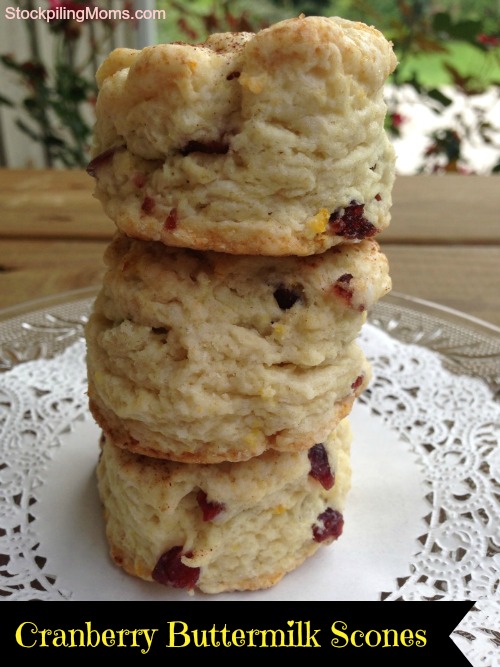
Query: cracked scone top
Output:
[[89, 15, 397, 255]]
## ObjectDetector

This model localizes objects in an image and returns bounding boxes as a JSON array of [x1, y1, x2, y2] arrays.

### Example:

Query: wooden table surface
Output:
[[0, 169, 499, 328]]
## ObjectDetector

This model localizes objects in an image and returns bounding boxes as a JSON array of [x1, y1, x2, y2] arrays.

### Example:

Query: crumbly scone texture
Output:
[[85, 235, 373, 462], [89, 15, 397, 255], [94, 233, 390, 367], [96, 419, 352, 594]]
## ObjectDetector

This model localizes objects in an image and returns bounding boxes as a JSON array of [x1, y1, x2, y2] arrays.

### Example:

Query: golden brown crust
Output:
[[105, 538, 319, 593], [88, 391, 359, 463], [107, 207, 392, 257]]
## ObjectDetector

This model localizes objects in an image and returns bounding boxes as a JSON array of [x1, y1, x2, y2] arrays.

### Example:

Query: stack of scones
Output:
[[85, 15, 397, 594]]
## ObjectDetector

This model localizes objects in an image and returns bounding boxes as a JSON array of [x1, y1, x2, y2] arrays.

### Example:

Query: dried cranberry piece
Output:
[[312, 508, 344, 543], [196, 490, 225, 521], [329, 201, 378, 240], [308, 444, 335, 490], [337, 273, 353, 284], [180, 140, 229, 156], [132, 172, 146, 188], [333, 273, 362, 309], [351, 375, 364, 390], [86, 146, 125, 177], [273, 285, 301, 310], [333, 283, 353, 306], [164, 208, 178, 230], [152, 546, 200, 589], [375, 193, 382, 201], [141, 196, 155, 214]]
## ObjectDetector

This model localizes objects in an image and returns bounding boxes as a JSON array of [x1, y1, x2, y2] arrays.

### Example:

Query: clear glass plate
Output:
[[1, 286, 498, 380], [0, 289, 498, 663]]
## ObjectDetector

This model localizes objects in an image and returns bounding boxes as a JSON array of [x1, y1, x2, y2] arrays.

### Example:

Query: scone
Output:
[[85, 235, 376, 462], [96, 419, 352, 594], [88, 15, 397, 255], [92, 232, 391, 367]]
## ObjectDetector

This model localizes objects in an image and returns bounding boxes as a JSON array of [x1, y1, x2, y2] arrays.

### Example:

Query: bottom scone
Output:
[[96, 419, 352, 595]]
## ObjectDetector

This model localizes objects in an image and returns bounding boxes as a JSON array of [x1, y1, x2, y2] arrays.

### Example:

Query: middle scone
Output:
[[86, 233, 390, 462]]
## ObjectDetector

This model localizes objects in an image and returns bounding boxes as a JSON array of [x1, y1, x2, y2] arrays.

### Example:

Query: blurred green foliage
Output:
[[1, 0, 499, 170], [157, 0, 500, 90]]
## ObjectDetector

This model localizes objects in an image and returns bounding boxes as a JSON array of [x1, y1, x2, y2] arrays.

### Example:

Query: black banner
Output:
[[3, 601, 474, 663]]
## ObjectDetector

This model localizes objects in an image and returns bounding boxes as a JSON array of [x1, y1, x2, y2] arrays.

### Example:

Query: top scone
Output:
[[89, 15, 397, 255]]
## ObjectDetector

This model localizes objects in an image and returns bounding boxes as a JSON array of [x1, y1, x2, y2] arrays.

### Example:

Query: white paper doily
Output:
[[0, 289, 498, 665]]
